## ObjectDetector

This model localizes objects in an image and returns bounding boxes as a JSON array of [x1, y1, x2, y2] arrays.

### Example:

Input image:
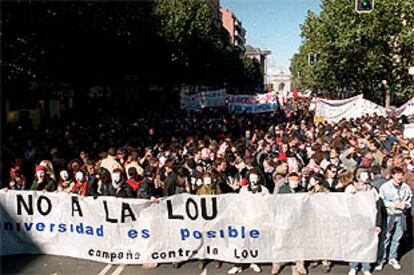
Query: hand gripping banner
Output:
[[0, 191, 378, 264]]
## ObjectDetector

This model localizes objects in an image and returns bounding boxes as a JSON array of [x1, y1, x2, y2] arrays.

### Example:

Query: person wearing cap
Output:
[[31, 165, 56, 192], [376, 167, 412, 271], [345, 168, 383, 275]]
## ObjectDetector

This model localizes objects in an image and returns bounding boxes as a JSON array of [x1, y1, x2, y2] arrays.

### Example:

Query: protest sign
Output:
[[227, 92, 278, 113], [180, 89, 227, 110], [315, 95, 386, 122], [0, 191, 378, 264]]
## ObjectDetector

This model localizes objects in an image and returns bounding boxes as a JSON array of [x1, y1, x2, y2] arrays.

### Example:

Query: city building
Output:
[[245, 45, 272, 84], [220, 7, 246, 53], [269, 72, 292, 97]]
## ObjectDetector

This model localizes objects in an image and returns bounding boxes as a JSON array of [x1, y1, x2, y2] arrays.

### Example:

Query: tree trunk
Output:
[[385, 86, 391, 108]]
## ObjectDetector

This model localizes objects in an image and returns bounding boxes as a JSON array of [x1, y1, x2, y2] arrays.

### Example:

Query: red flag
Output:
[[292, 85, 299, 99]]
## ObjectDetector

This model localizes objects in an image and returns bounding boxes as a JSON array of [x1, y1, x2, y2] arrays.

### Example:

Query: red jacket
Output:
[[126, 179, 144, 192], [72, 181, 87, 196]]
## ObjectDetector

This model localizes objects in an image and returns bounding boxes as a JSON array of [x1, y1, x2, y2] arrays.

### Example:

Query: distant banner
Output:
[[0, 191, 378, 264], [315, 95, 386, 122], [180, 89, 227, 110], [228, 92, 278, 113]]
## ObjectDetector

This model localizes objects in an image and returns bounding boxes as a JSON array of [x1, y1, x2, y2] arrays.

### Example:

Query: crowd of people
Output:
[[2, 98, 413, 275]]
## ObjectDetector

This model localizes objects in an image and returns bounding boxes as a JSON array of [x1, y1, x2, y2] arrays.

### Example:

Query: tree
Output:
[[290, 0, 414, 104]]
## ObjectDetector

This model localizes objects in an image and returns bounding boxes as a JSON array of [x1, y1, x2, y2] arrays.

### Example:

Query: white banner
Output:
[[404, 123, 414, 139], [228, 92, 279, 113], [396, 97, 414, 117], [180, 89, 227, 110], [0, 191, 378, 264], [315, 95, 386, 122]]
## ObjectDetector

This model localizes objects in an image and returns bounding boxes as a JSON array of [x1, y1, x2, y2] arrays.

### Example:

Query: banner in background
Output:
[[315, 95, 386, 122], [0, 191, 378, 264], [227, 92, 278, 113], [180, 89, 227, 110]]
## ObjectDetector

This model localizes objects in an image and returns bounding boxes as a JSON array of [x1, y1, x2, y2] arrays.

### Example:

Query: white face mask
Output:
[[203, 177, 212, 186], [360, 172, 369, 183], [75, 172, 84, 182], [60, 171, 69, 181], [36, 171, 45, 179], [249, 174, 259, 185], [112, 173, 121, 183]]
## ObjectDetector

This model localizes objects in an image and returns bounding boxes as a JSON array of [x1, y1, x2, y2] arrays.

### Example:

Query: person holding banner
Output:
[[31, 165, 56, 192], [228, 168, 267, 274], [56, 170, 74, 193], [272, 172, 307, 275], [308, 173, 332, 273], [197, 170, 223, 270], [345, 169, 383, 275]]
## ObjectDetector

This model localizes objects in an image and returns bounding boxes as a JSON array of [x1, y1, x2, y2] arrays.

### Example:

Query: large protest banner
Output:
[[315, 95, 386, 122], [0, 191, 378, 264], [227, 92, 278, 113]]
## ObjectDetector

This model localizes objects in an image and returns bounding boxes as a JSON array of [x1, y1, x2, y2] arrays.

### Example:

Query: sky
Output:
[[221, 0, 321, 75]]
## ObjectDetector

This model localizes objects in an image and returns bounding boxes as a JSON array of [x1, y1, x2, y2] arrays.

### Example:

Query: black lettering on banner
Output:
[[89, 249, 94, 256], [37, 195, 52, 216], [201, 197, 217, 220], [121, 203, 136, 223], [103, 200, 118, 223], [71, 196, 83, 217], [17, 194, 33, 215], [186, 198, 198, 220], [167, 200, 183, 220]]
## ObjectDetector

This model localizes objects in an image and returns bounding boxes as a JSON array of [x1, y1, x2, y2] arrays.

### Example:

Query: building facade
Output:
[[245, 45, 271, 84], [220, 7, 246, 53], [269, 72, 292, 97]]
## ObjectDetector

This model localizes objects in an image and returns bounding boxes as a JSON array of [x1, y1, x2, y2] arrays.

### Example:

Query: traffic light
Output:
[[355, 0, 374, 14], [308, 52, 317, 66]]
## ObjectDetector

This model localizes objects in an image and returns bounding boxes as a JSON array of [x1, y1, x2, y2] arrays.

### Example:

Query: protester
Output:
[[308, 173, 331, 273], [71, 171, 88, 196], [31, 165, 56, 192], [8, 169, 28, 190], [376, 167, 413, 271], [228, 168, 267, 274], [272, 172, 307, 275], [2, 97, 413, 272], [345, 168, 383, 275], [57, 170, 74, 193]]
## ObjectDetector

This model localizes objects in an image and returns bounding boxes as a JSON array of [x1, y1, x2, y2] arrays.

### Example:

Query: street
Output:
[[1, 249, 413, 275]]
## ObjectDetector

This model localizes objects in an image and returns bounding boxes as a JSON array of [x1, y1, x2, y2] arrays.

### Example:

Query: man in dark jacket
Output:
[[108, 168, 134, 198]]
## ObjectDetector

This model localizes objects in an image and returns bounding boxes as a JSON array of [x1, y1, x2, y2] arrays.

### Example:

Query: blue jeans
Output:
[[379, 215, 404, 261], [349, 262, 370, 272]]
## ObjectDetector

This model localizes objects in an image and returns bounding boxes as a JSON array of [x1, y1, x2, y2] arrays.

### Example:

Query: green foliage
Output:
[[290, 0, 414, 104], [2, 1, 262, 96]]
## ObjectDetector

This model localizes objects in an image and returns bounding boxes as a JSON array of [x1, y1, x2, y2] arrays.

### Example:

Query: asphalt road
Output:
[[1, 249, 413, 275]]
